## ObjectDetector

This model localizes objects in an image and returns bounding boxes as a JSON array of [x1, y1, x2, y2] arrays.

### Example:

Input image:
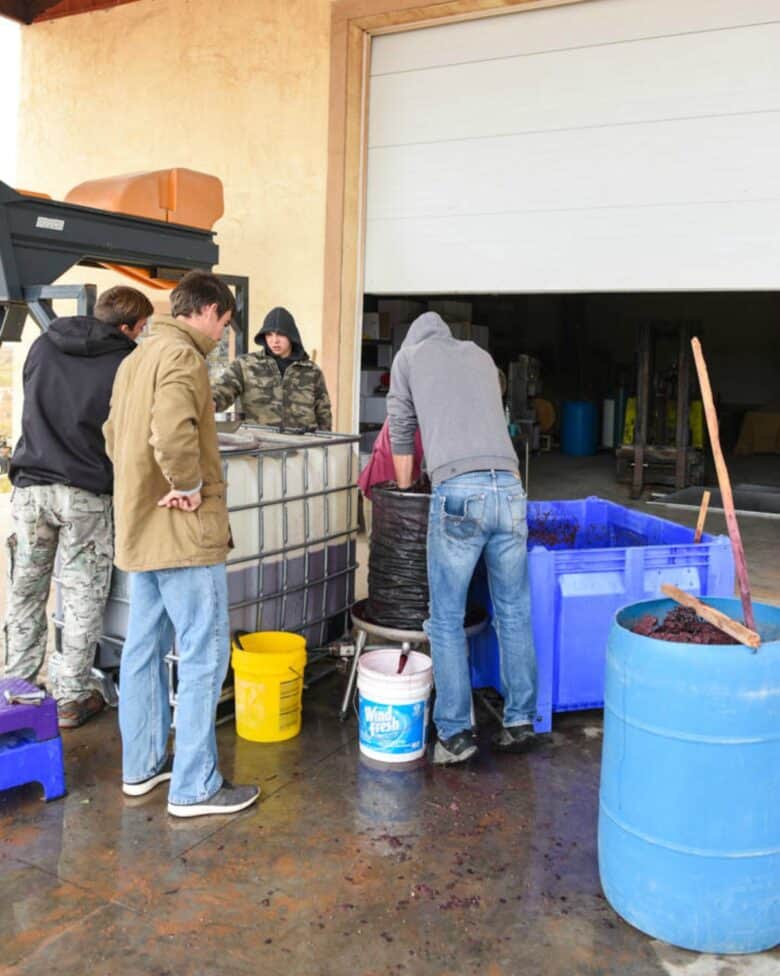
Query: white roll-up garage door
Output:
[[364, 0, 780, 293]]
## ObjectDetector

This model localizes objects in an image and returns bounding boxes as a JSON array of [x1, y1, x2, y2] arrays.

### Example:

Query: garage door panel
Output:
[[365, 0, 780, 294], [367, 113, 780, 219], [369, 24, 780, 148], [370, 0, 780, 76], [365, 201, 780, 294]]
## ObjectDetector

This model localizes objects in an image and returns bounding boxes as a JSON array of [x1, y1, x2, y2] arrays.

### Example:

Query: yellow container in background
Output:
[[231, 631, 307, 742], [622, 397, 637, 445], [689, 400, 704, 449]]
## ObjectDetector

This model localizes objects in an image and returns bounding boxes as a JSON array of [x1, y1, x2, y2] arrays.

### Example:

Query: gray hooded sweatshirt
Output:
[[386, 312, 518, 485]]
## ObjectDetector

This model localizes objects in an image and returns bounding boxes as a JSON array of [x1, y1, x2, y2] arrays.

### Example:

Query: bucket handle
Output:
[[288, 665, 308, 690], [232, 629, 251, 651]]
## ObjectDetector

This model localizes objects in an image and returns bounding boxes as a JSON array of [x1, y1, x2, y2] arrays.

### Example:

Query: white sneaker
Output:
[[122, 755, 174, 797]]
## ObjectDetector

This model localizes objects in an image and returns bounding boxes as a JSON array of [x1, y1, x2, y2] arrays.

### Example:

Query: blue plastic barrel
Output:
[[599, 597, 780, 953], [561, 400, 598, 456]]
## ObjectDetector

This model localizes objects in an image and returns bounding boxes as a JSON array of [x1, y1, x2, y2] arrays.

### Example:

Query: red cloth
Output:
[[358, 420, 424, 500]]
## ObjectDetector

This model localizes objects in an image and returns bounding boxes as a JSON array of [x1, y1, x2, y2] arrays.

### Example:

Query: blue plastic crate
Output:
[[469, 497, 735, 733]]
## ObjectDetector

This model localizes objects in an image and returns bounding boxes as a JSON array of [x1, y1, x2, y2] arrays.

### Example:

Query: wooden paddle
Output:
[[661, 584, 760, 649], [693, 490, 711, 544], [690, 338, 756, 633]]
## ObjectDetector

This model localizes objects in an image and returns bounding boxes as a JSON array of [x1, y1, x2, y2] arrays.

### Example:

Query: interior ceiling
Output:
[[0, 0, 140, 24]]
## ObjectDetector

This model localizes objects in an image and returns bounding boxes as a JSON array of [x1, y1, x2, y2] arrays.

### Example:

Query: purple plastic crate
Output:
[[469, 497, 735, 733], [0, 677, 59, 742]]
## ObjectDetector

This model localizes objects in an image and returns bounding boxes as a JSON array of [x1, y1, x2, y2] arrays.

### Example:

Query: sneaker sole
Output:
[[57, 709, 104, 730], [122, 772, 173, 797], [432, 743, 478, 766], [167, 792, 260, 819]]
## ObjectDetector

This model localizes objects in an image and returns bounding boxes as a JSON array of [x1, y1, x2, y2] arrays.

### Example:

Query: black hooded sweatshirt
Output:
[[10, 316, 137, 495], [255, 306, 306, 376]]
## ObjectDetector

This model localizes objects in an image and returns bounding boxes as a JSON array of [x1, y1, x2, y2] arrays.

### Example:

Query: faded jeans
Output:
[[425, 470, 537, 741], [119, 564, 229, 805]]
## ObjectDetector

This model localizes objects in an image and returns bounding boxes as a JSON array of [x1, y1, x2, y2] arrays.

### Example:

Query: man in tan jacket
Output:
[[104, 271, 259, 818]]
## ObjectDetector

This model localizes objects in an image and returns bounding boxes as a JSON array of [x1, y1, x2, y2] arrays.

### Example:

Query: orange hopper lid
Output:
[[64, 168, 224, 230]]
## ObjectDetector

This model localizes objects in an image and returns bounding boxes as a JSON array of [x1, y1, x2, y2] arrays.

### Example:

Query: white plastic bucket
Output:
[[357, 649, 433, 763]]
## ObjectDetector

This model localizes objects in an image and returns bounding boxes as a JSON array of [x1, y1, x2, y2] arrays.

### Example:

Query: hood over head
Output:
[[46, 316, 136, 358], [254, 306, 305, 359], [401, 311, 451, 348]]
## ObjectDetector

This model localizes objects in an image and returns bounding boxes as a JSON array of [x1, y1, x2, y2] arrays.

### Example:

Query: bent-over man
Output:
[[387, 312, 538, 765]]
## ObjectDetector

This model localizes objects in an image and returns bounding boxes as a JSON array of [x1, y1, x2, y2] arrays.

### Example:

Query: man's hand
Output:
[[157, 490, 202, 511], [392, 454, 415, 490]]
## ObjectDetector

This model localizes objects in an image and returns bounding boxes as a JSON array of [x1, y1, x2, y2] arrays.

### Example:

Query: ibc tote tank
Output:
[[599, 596, 780, 954]]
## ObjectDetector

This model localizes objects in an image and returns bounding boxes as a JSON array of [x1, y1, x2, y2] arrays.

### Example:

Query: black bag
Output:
[[366, 483, 430, 630]]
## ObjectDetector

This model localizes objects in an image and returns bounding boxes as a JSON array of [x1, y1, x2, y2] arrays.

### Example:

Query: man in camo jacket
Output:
[[211, 306, 332, 430], [4, 287, 152, 729]]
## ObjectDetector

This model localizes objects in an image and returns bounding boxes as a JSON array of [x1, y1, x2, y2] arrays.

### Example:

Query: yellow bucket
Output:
[[231, 631, 307, 742]]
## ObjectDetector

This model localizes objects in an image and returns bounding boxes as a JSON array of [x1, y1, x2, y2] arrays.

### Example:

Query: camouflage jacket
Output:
[[211, 349, 332, 431]]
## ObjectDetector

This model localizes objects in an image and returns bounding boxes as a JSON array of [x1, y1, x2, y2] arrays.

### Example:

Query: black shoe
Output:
[[167, 781, 260, 818], [491, 724, 536, 753], [122, 755, 174, 797], [433, 730, 478, 765]]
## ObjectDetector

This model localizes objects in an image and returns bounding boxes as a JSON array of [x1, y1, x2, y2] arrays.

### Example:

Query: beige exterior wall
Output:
[[13, 0, 333, 439]]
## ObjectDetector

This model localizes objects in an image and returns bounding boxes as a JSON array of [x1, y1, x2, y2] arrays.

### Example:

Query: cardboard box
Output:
[[471, 324, 490, 350], [377, 344, 392, 368], [360, 368, 388, 396], [392, 322, 412, 352], [362, 312, 391, 341], [360, 395, 388, 425], [429, 300, 472, 323], [445, 322, 489, 348], [360, 429, 382, 454], [377, 299, 426, 329], [449, 322, 468, 341]]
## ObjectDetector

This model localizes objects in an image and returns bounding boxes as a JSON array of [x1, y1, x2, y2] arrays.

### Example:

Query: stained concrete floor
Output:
[[2, 453, 780, 975]]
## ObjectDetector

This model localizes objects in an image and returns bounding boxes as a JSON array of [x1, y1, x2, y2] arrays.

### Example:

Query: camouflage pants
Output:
[[3, 484, 113, 703]]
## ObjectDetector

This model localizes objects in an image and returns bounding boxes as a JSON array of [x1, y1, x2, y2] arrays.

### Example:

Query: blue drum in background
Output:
[[561, 400, 598, 456]]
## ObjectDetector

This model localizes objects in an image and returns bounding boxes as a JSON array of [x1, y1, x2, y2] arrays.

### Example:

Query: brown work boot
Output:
[[57, 691, 105, 729]]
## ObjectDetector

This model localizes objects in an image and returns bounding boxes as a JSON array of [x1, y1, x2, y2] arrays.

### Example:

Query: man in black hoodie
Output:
[[211, 306, 332, 430], [5, 286, 152, 728]]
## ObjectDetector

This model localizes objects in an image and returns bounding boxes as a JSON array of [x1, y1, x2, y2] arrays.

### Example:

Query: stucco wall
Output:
[[13, 0, 333, 438]]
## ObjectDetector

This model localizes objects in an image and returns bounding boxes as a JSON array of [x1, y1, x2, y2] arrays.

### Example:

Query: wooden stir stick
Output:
[[690, 338, 756, 634], [693, 490, 711, 544], [661, 584, 760, 649]]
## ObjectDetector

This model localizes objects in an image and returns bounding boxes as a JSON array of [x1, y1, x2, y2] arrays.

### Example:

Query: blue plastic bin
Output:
[[468, 497, 735, 733]]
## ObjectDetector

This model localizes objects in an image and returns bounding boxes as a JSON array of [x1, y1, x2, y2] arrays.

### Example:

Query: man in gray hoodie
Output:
[[387, 312, 537, 764]]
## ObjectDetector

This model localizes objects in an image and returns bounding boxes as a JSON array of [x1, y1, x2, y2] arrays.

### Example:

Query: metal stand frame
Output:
[[0, 178, 220, 343], [339, 599, 489, 722], [9, 275, 249, 355], [630, 321, 695, 498]]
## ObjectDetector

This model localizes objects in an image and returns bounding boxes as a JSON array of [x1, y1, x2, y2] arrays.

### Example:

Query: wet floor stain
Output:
[[0, 683, 776, 976]]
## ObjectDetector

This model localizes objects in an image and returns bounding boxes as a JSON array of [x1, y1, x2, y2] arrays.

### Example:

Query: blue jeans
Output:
[[119, 564, 230, 805], [425, 470, 537, 740]]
